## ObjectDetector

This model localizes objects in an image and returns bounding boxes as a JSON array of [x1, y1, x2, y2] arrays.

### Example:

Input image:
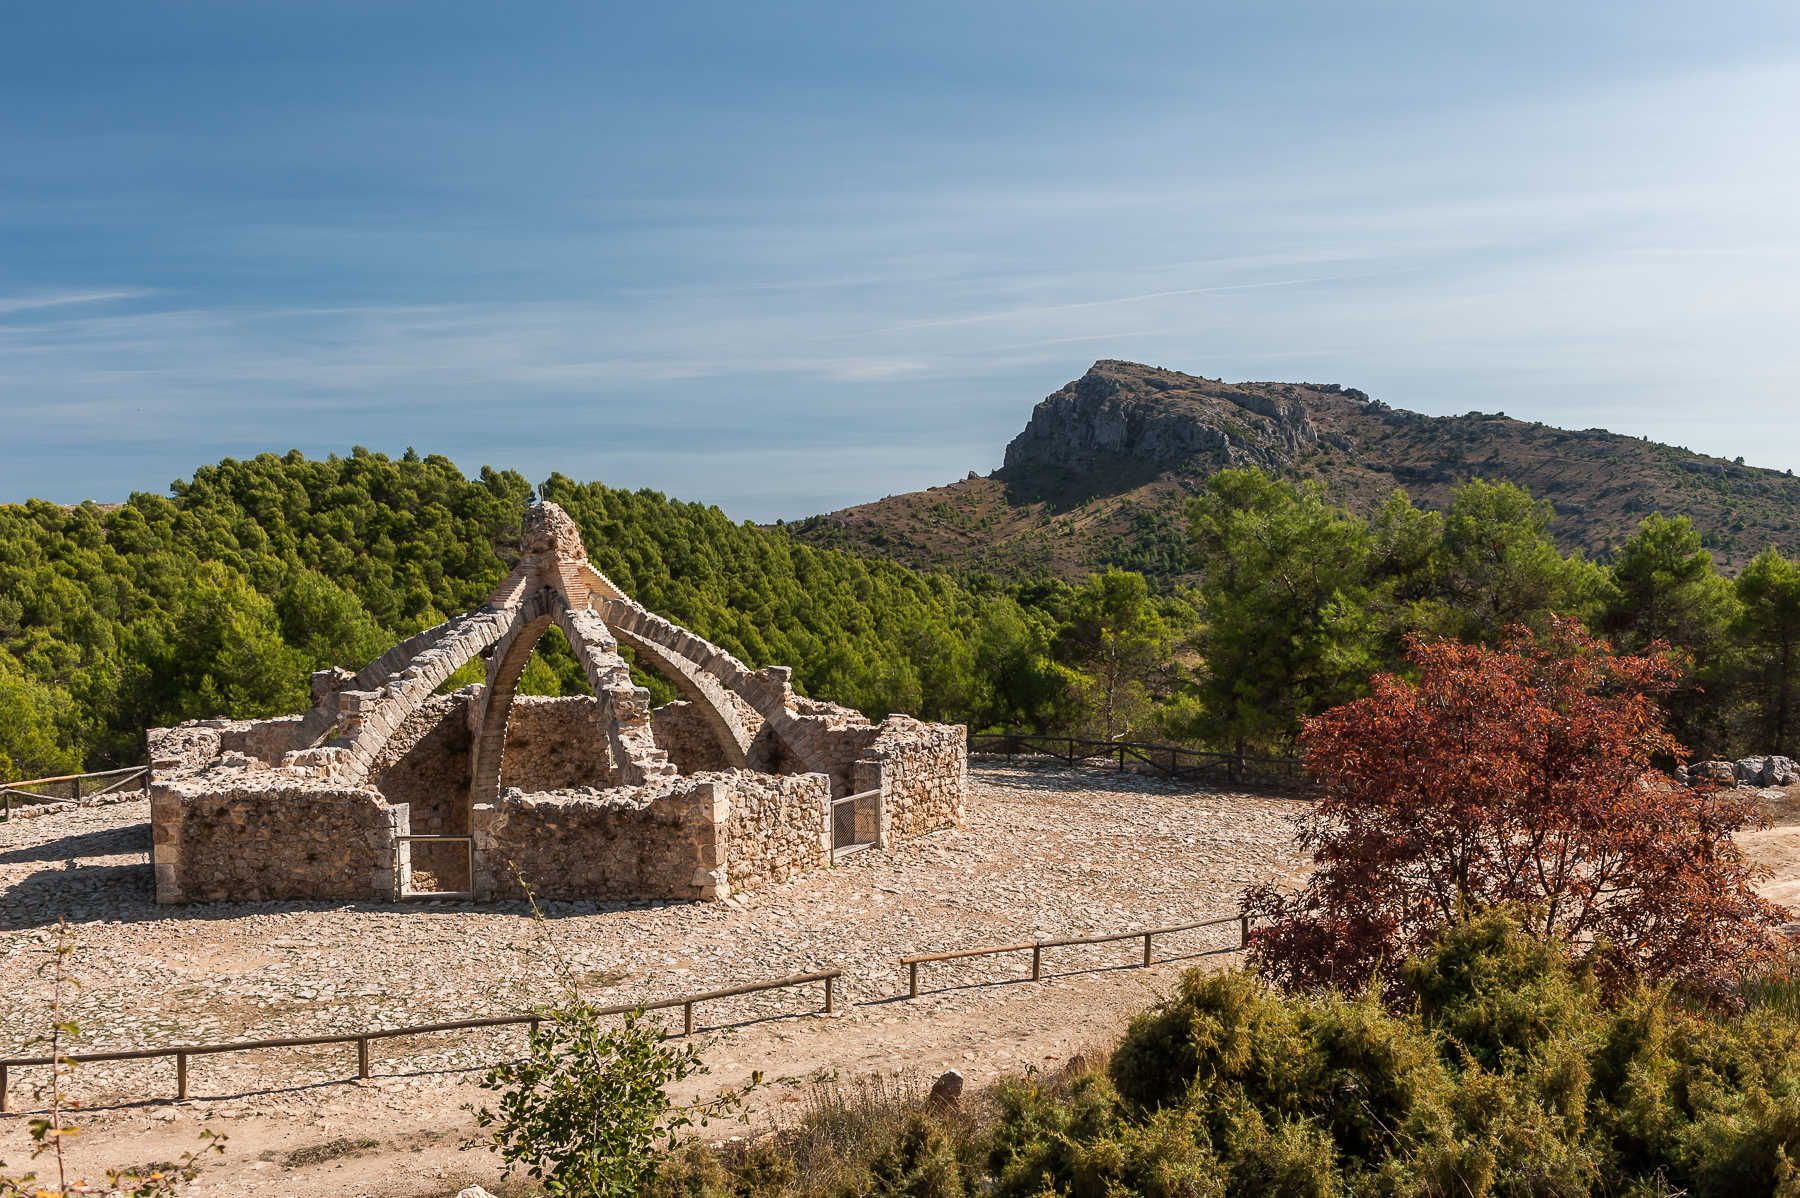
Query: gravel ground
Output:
[[1, 761, 1308, 1196]]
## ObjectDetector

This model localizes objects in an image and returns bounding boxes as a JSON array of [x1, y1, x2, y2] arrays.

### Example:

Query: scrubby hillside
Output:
[[793, 360, 1800, 582]]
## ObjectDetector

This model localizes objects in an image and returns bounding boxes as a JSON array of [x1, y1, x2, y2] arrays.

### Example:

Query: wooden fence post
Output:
[[357, 1037, 370, 1079], [1142, 932, 1153, 966], [176, 1051, 188, 1101], [823, 974, 836, 1014]]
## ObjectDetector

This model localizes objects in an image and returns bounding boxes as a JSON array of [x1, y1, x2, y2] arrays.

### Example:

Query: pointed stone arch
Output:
[[467, 588, 673, 809], [287, 502, 773, 790]]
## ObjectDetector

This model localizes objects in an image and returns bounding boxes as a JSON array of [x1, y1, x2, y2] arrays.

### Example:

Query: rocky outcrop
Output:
[[999, 361, 1321, 501], [1685, 757, 1797, 787], [1737, 756, 1799, 787], [797, 359, 1800, 580]]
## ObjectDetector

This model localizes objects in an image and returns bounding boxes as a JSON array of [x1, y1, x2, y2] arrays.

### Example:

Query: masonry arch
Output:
[[467, 589, 672, 809], [607, 623, 753, 768], [296, 502, 830, 797]]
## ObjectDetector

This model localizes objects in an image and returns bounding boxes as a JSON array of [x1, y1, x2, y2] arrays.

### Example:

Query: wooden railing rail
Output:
[[0, 765, 151, 821], [0, 969, 840, 1113], [968, 731, 1304, 788], [900, 913, 1252, 998]]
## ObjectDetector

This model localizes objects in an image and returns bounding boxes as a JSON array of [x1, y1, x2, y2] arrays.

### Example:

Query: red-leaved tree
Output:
[[1247, 619, 1787, 997]]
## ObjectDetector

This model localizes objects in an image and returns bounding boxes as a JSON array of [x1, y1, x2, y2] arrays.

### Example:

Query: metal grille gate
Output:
[[830, 788, 881, 863]]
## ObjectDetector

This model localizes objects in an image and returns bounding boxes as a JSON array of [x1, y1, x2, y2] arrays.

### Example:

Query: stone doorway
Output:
[[398, 834, 474, 899]]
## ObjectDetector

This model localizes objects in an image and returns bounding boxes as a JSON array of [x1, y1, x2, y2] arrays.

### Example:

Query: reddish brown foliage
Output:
[[1248, 619, 1787, 998]]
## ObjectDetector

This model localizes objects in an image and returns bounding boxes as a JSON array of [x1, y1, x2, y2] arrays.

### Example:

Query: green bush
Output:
[[664, 914, 1800, 1198], [475, 1006, 733, 1198]]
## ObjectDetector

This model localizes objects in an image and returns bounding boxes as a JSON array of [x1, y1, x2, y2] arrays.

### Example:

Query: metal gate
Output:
[[830, 788, 881, 864]]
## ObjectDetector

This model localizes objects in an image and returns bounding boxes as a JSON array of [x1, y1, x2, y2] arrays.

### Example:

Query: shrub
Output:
[[1249, 622, 1785, 999], [644, 918, 1800, 1198], [475, 1006, 741, 1198]]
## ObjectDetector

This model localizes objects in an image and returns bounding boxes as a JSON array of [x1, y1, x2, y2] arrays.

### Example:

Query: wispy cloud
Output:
[[0, 289, 150, 317], [859, 275, 1376, 337]]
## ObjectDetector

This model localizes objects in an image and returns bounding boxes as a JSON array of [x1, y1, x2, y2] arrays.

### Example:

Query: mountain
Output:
[[790, 360, 1800, 582]]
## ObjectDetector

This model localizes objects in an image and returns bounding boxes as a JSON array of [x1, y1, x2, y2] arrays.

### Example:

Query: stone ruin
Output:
[[147, 503, 967, 904]]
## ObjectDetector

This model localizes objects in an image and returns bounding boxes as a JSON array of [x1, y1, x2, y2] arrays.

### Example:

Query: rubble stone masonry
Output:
[[146, 502, 967, 905]]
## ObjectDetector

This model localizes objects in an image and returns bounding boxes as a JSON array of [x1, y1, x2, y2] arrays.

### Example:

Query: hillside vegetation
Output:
[[794, 360, 1800, 582], [0, 450, 1075, 776], [4, 449, 1800, 779]]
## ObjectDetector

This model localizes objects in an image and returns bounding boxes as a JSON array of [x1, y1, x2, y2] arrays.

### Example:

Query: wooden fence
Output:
[[899, 912, 1252, 998], [0, 905, 1259, 1111], [0, 765, 151, 821], [0, 969, 840, 1113], [968, 731, 1305, 789]]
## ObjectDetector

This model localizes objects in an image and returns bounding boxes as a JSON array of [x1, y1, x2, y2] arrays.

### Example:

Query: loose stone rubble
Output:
[[146, 502, 966, 905]]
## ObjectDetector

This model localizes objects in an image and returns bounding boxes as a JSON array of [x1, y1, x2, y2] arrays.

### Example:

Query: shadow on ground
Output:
[[0, 822, 150, 866]]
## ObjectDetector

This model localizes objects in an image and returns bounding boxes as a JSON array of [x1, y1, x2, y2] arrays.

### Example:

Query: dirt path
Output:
[[1, 763, 1308, 1197], [1737, 787, 1800, 923]]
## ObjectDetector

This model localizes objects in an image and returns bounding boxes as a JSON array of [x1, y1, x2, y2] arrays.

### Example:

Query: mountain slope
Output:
[[791, 360, 1800, 581]]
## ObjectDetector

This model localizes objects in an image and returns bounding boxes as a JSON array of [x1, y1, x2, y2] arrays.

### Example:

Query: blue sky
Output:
[[3, 2, 1798, 521]]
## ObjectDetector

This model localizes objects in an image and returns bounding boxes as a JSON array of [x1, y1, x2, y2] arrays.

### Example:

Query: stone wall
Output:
[[148, 714, 310, 771], [469, 769, 834, 901], [855, 716, 967, 843], [500, 695, 618, 791], [471, 777, 722, 902], [152, 779, 402, 904], [717, 770, 830, 892], [216, 716, 307, 766], [652, 701, 736, 774], [747, 697, 883, 795], [147, 721, 245, 771]]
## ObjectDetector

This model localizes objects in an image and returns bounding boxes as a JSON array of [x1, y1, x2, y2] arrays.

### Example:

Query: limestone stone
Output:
[[928, 1069, 965, 1109]]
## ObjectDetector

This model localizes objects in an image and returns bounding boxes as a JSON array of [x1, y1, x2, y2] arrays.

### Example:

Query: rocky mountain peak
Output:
[[998, 361, 1328, 503]]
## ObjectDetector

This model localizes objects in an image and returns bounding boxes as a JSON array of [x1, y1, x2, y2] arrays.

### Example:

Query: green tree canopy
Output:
[[1735, 547, 1800, 754], [1186, 469, 1378, 755], [1053, 568, 1172, 741], [1432, 479, 1607, 641]]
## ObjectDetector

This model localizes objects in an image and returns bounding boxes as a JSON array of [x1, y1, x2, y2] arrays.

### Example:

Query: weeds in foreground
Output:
[[0, 919, 225, 1198], [469, 869, 755, 1198], [1740, 940, 1800, 1021]]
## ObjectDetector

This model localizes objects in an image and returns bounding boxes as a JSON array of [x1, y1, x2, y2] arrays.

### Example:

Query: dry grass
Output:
[[279, 1135, 381, 1168]]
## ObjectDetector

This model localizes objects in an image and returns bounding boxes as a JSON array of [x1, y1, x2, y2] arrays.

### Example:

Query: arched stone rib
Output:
[[464, 591, 675, 805], [596, 597, 755, 768], [299, 605, 516, 777]]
